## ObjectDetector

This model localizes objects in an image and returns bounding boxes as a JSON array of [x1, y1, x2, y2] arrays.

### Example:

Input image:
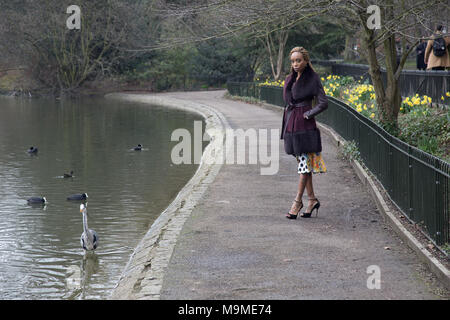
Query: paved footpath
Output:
[[142, 90, 449, 299]]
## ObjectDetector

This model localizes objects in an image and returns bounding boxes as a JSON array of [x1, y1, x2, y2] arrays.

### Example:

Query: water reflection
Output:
[[0, 96, 203, 299]]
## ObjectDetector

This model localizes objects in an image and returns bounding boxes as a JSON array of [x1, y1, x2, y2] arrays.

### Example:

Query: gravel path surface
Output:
[[111, 91, 449, 300]]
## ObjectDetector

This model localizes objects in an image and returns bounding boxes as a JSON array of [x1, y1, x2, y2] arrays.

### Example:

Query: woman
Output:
[[281, 47, 328, 219], [424, 25, 450, 71]]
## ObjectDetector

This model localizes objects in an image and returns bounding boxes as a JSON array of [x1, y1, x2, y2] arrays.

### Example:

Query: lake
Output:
[[0, 95, 203, 299]]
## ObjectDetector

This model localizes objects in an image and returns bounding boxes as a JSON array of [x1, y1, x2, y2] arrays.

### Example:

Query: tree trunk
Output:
[[382, 34, 402, 129], [343, 34, 352, 61], [358, 3, 402, 134], [261, 27, 289, 81], [274, 30, 288, 81]]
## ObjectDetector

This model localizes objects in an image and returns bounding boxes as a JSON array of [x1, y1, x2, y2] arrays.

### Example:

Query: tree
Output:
[[286, 17, 347, 60], [189, 36, 260, 85], [161, 0, 448, 132], [350, 0, 448, 133], [0, 0, 161, 95]]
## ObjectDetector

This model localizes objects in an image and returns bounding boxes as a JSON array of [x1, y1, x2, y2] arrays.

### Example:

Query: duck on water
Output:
[[27, 146, 38, 154], [27, 196, 47, 204], [63, 170, 74, 178], [67, 193, 88, 201]]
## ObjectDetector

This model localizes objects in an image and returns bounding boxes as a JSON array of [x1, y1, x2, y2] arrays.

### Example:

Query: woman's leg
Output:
[[288, 173, 308, 215], [297, 173, 308, 200], [304, 173, 319, 213]]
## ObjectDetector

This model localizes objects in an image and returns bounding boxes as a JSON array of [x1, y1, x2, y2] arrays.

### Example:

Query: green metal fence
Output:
[[312, 60, 450, 106], [227, 82, 449, 248]]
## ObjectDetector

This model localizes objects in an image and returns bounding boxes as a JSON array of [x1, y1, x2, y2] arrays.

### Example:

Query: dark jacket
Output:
[[281, 64, 328, 155], [416, 42, 427, 70]]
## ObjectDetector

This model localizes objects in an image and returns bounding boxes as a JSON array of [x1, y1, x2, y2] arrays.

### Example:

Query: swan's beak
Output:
[[80, 204, 85, 213]]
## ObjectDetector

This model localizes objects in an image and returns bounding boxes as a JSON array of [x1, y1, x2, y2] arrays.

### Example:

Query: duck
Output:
[[64, 170, 74, 178], [67, 193, 88, 201], [79, 204, 98, 251], [27, 196, 47, 204], [27, 146, 38, 154], [133, 144, 143, 151]]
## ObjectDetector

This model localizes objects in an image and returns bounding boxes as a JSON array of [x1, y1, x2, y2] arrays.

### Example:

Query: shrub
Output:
[[398, 110, 449, 160], [337, 140, 361, 162]]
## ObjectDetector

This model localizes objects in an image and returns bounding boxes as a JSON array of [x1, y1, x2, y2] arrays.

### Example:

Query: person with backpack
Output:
[[424, 25, 450, 71]]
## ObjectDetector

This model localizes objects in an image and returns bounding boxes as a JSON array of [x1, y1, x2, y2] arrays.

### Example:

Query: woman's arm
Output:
[[304, 75, 328, 119]]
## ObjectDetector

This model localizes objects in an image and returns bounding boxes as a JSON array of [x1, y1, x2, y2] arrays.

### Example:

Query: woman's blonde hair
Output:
[[289, 46, 315, 72]]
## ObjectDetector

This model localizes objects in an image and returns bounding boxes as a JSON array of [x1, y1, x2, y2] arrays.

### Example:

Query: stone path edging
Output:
[[105, 93, 231, 299]]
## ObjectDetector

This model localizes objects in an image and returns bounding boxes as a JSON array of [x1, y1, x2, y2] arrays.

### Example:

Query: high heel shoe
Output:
[[286, 199, 303, 219], [300, 198, 320, 218]]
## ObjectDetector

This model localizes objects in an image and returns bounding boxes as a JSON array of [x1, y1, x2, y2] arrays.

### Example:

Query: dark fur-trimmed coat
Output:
[[281, 64, 328, 155]]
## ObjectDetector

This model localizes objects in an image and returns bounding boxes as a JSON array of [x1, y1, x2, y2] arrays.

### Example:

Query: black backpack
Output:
[[433, 36, 446, 57]]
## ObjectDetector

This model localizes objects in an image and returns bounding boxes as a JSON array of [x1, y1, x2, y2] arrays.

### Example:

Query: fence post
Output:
[[408, 145, 414, 221]]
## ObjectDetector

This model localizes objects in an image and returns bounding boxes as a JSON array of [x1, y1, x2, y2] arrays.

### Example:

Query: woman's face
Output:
[[291, 52, 307, 73]]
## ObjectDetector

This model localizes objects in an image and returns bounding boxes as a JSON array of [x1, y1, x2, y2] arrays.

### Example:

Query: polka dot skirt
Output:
[[297, 152, 327, 174]]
